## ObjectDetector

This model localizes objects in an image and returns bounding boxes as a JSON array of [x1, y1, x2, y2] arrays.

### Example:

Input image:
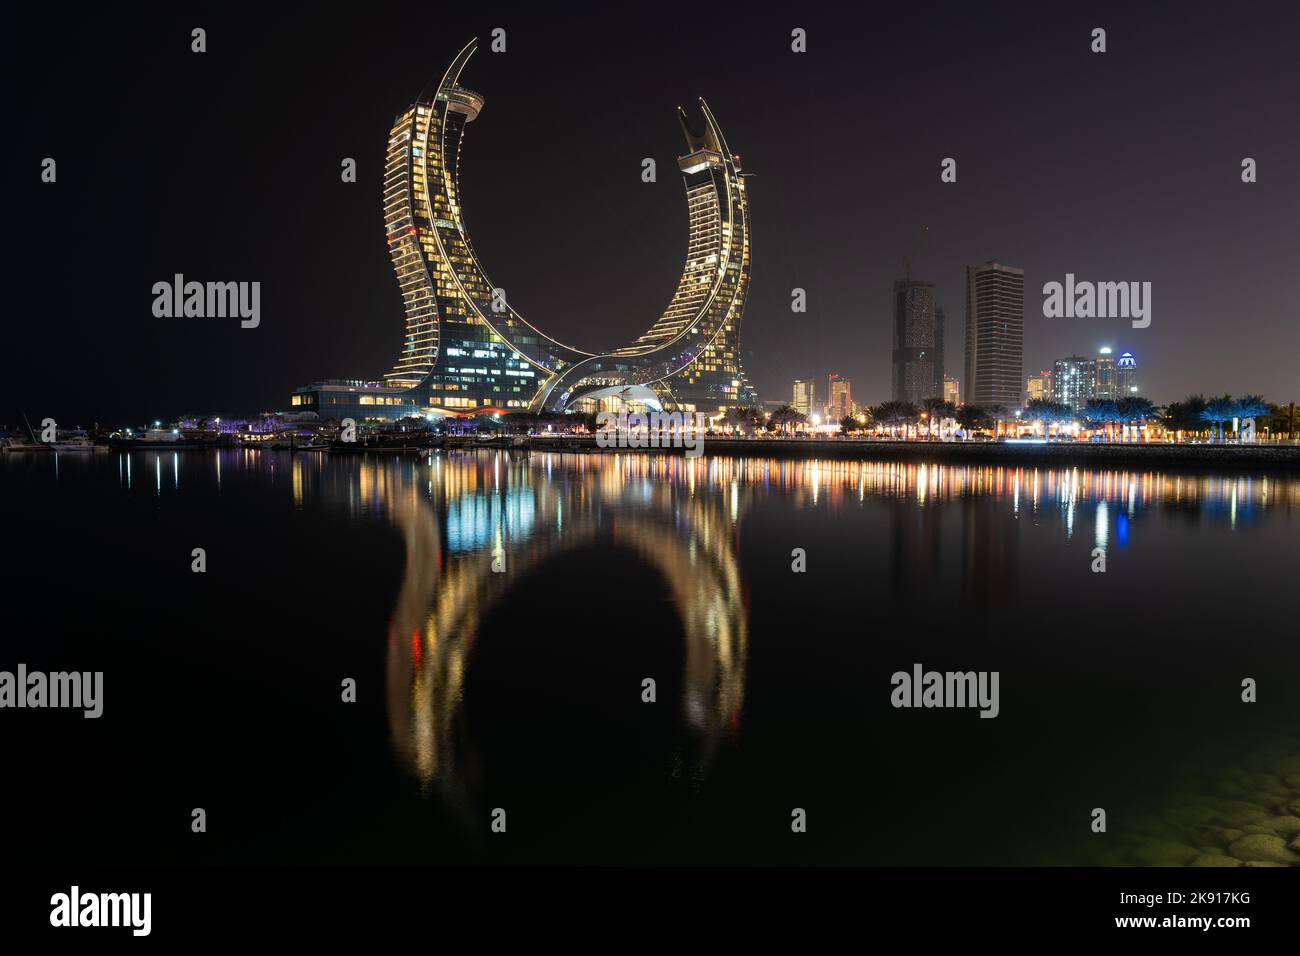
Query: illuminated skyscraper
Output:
[[827, 374, 852, 420], [943, 375, 961, 406], [793, 379, 816, 417], [963, 262, 1024, 408], [293, 39, 756, 420], [1094, 348, 1118, 400], [892, 278, 945, 403], [1115, 351, 1139, 395], [1052, 356, 1094, 411], [1026, 371, 1052, 403]]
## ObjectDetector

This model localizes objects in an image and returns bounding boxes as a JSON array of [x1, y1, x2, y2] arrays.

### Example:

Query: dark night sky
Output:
[[6, 1, 1298, 424]]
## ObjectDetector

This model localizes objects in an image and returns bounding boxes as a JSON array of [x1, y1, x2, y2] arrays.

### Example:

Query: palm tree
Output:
[[1163, 394, 1208, 442], [1081, 399, 1120, 442], [1025, 399, 1072, 439], [1234, 395, 1268, 436], [1269, 401, 1299, 442], [869, 402, 891, 437], [1058, 402, 1079, 438], [955, 404, 991, 439], [919, 397, 948, 439], [1230, 395, 1268, 443], [1117, 396, 1157, 442], [871, 400, 919, 439], [1024, 399, 1052, 437], [1200, 396, 1236, 443], [768, 405, 806, 435], [982, 404, 1021, 438], [1118, 396, 1155, 419], [723, 405, 758, 435], [933, 400, 958, 439], [1235, 395, 1269, 417]]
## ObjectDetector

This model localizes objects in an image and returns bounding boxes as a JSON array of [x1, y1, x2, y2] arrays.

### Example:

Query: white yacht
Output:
[[47, 430, 108, 453]]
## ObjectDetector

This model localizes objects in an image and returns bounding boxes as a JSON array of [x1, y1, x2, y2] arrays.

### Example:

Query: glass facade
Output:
[[1052, 356, 1095, 412], [1115, 351, 1138, 395], [292, 40, 757, 420], [1094, 349, 1118, 400], [827, 374, 852, 419], [1047, 350, 1138, 413], [792, 380, 815, 417]]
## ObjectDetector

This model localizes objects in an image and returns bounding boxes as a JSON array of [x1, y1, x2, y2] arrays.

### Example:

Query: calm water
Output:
[[2, 448, 1298, 865]]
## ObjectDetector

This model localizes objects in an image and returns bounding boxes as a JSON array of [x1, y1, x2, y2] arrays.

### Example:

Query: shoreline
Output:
[[8, 438, 1300, 472], [501, 436, 1300, 471]]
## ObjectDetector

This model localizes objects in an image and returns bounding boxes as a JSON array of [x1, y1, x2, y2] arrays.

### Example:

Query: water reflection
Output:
[[7, 446, 1297, 861], [26, 446, 1293, 525], [376, 452, 749, 819], [334, 452, 1293, 823]]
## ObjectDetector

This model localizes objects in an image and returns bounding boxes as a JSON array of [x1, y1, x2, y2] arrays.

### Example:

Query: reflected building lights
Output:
[[1095, 499, 1109, 552], [380, 451, 749, 821], [77, 445, 1297, 832]]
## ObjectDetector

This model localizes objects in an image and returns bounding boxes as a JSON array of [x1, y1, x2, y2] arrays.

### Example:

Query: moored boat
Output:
[[1, 436, 48, 452], [108, 428, 213, 448], [47, 430, 109, 453]]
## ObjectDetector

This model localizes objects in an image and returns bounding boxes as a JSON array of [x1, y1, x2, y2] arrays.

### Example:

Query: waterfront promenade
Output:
[[495, 435, 1300, 470]]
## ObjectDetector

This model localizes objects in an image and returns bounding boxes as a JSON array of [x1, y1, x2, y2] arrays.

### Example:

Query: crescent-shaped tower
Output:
[[291, 40, 757, 420]]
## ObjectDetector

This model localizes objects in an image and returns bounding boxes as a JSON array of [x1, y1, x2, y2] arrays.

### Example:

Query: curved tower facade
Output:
[[292, 39, 757, 420]]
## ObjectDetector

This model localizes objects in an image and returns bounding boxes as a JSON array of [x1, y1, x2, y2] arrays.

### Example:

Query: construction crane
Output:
[[902, 224, 930, 283]]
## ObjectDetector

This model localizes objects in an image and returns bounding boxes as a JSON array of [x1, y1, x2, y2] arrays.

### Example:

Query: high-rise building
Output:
[[963, 262, 1024, 408], [1049, 350, 1138, 410], [292, 39, 757, 420], [1026, 371, 1052, 403], [943, 375, 961, 407], [1115, 351, 1139, 396], [793, 379, 816, 417], [827, 374, 852, 420], [1052, 356, 1095, 411], [1094, 347, 1118, 400], [892, 279, 945, 403]]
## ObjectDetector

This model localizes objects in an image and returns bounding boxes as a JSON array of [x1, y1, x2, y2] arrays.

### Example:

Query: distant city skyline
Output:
[[7, 6, 1298, 424], [1049, 347, 1140, 412]]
